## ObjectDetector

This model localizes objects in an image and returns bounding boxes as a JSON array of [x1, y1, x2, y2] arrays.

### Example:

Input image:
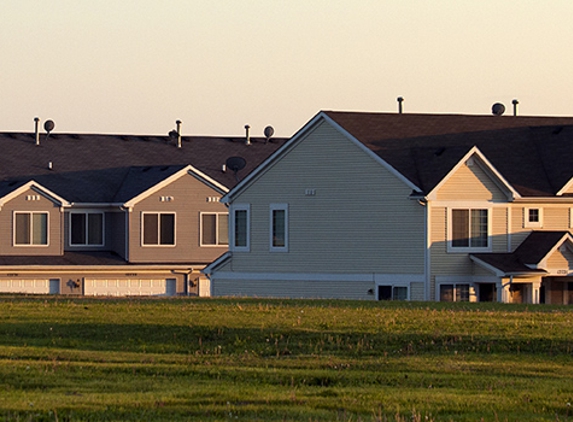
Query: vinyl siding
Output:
[[410, 282, 425, 301], [213, 279, 374, 300], [436, 159, 507, 202], [230, 120, 426, 275], [547, 247, 573, 270], [0, 189, 62, 256], [129, 174, 227, 263]]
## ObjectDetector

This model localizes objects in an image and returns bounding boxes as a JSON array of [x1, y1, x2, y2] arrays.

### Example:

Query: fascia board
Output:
[[536, 232, 573, 269], [123, 165, 228, 208], [202, 251, 232, 274], [427, 146, 521, 201], [0, 180, 70, 207], [556, 177, 573, 196], [469, 255, 506, 277], [320, 113, 423, 193], [221, 112, 325, 203]]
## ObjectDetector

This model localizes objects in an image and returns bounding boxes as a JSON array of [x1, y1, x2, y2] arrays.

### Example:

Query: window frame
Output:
[[524, 207, 543, 228], [230, 204, 250, 252], [377, 284, 409, 301], [13, 211, 49, 247], [438, 283, 471, 302], [141, 212, 176, 247], [447, 207, 492, 253], [200, 212, 229, 247], [69, 211, 105, 247], [269, 203, 288, 252]]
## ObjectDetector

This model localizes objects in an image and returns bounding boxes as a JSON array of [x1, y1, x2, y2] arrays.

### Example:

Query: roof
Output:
[[0, 132, 287, 203], [324, 111, 573, 196], [471, 231, 572, 275]]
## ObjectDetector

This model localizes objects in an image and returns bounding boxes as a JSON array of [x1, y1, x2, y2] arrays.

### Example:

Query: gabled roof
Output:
[[324, 111, 573, 197], [471, 231, 573, 276], [0, 132, 287, 204]]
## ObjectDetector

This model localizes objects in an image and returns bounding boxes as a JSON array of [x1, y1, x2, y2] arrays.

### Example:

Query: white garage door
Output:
[[0, 279, 50, 294], [84, 278, 175, 296]]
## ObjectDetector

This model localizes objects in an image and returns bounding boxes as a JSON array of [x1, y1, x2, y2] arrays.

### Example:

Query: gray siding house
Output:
[[204, 110, 573, 304], [0, 125, 285, 296]]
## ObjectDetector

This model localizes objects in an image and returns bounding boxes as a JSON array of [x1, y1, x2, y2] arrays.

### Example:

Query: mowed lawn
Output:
[[1, 297, 573, 421]]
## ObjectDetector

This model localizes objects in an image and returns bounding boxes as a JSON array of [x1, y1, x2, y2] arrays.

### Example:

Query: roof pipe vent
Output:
[[512, 99, 519, 117], [34, 117, 40, 146], [176, 120, 182, 148], [245, 124, 251, 146], [397, 97, 404, 114]]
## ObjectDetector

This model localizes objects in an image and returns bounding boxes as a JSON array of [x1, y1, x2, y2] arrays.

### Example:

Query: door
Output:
[[49, 279, 60, 294]]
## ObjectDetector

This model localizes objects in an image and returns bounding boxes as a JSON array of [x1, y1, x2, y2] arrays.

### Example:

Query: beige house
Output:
[[204, 110, 573, 304], [0, 127, 285, 296]]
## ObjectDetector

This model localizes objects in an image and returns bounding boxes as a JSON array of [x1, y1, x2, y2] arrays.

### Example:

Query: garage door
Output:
[[84, 278, 175, 296], [0, 279, 50, 294]]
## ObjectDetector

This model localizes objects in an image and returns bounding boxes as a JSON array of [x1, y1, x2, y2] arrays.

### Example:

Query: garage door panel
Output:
[[84, 278, 169, 296]]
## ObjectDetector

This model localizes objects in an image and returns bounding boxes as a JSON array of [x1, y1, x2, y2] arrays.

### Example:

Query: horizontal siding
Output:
[[232, 120, 425, 275], [436, 159, 507, 202], [547, 248, 573, 270], [544, 207, 569, 229], [213, 279, 374, 300], [492, 207, 508, 253], [410, 282, 425, 301]]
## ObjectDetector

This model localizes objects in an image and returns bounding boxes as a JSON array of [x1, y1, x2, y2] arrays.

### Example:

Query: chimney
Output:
[[397, 97, 404, 114], [512, 99, 519, 116], [34, 117, 40, 146], [245, 124, 251, 146], [175, 120, 182, 148]]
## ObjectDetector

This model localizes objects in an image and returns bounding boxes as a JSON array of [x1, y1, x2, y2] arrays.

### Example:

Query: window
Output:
[[270, 204, 288, 251], [14, 212, 48, 246], [232, 205, 250, 251], [439, 284, 470, 302], [525, 207, 543, 228], [378, 285, 408, 301], [70, 212, 104, 246], [201, 213, 228, 246], [449, 208, 489, 251], [142, 213, 175, 246]]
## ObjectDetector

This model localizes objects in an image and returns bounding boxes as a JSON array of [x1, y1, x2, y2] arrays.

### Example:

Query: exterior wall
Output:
[[0, 189, 62, 256], [63, 209, 124, 252], [229, 120, 426, 276], [128, 173, 228, 264], [546, 247, 573, 272]]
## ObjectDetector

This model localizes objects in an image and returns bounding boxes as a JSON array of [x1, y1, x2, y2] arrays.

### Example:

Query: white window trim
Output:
[[375, 282, 410, 301], [69, 211, 105, 247], [13, 211, 50, 247], [141, 212, 176, 247], [199, 212, 229, 247], [436, 282, 472, 302], [446, 207, 492, 253], [269, 203, 288, 252], [524, 207, 543, 228], [231, 204, 250, 252]]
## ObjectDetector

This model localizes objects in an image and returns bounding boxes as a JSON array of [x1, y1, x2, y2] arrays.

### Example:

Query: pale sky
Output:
[[2, 1, 573, 137]]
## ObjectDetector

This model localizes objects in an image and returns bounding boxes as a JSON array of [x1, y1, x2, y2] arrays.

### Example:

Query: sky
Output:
[[2, 1, 573, 137]]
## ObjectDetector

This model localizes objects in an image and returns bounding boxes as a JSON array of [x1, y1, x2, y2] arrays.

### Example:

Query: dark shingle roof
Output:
[[324, 111, 573, 196], [0, 133, 287, 203]]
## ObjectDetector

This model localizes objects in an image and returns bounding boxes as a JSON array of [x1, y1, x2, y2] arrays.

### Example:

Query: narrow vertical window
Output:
[[201, 213, 229, 246], [232, 205, 250, 251], [270, 204, 288, 251]]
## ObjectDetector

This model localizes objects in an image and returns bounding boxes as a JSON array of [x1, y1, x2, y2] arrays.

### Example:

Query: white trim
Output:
[[427, 147, 520, 201], [524, 207, 543, 228], [435, 281, 472, 302], [435, 275, 499, 283], [140, 212, 176, 247], [269, 203, 288, 252], [199, 212, 229, 247], [556, 176, 573, 196], [13, 211, 50, 247], [425, 200, 431, 301], [124, 165, 228, 208], [0, 180, 70, 209], [68, 211, 105, 247], [230, 204, 250, 252], [446, 207, 492, 253], [537, 232, 573, 270]]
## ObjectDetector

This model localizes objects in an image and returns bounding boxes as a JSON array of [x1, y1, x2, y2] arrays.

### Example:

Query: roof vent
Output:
[[512, 99, 519, 116], [244, 125, 251, 146], [491, 103, 505, 116], [34, 117, 40, 146], [397, 97, 404, 114]]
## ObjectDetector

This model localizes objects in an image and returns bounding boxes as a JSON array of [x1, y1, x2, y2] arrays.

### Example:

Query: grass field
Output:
[[1, 297, 573, 421]]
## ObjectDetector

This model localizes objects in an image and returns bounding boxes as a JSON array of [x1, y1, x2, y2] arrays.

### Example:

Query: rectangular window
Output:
[[440, 284, 470, 302], [14, 212, 48, 246], [201, 213, 229, 246], [142, 212, 175, 246], [525, 207, 543, 228], [70, 212, 104, 246], [232, 205, 250, 251], [450, 208, 489, 250], [378, 285, 408, 301], [270, 204, 288, 251]]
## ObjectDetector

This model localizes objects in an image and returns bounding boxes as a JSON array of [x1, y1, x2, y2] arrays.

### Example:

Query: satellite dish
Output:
[[263, 125, 274, 142], [44, 120, 55, 133], [225, 156, 247, 181], [491, 103, 505, 116]]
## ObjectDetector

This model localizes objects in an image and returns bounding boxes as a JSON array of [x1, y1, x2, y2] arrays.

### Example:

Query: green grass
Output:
[[0, 297, 573, 421]]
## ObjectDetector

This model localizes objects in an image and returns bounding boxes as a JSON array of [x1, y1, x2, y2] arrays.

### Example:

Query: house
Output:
[[0, 125, 286, 296], [203, 110, 573, 304]]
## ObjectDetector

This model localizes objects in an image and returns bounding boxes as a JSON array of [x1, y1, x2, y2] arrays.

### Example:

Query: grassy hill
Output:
[[1, 297, 572, 421]]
